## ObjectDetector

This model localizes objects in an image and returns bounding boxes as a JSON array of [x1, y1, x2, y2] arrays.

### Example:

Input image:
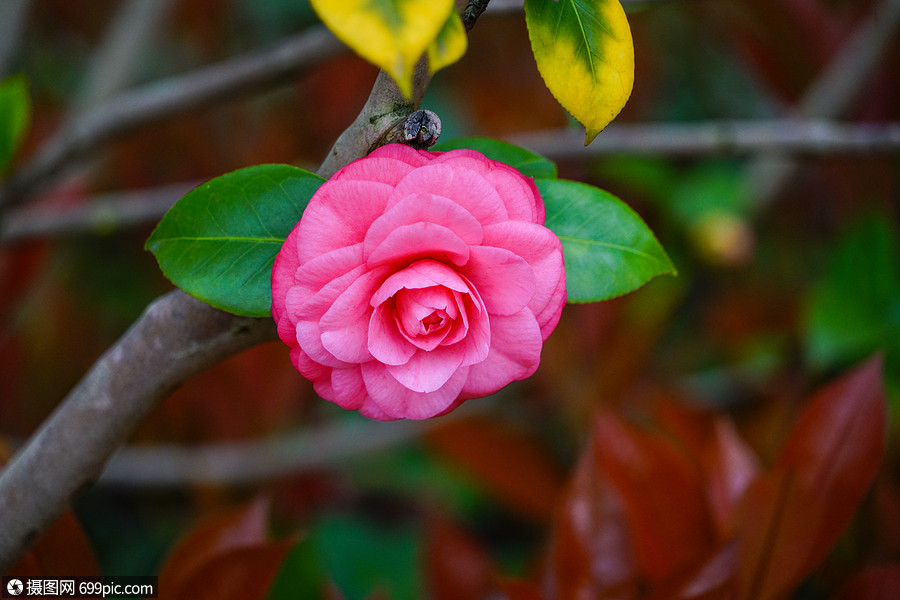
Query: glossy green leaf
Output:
[[0, 74, 31, 174], [428, 11, 467, 74], [311, 513, 422, 600], [805, 215, 900, 402], [433, 137, 558, 179], [310, 0, 455, 98], [146, 165, 323, 317], [265, 540, 327, 600], [806, 215, 900, 367], [525, 0, 634, 144], [537, 178, 675, 302]]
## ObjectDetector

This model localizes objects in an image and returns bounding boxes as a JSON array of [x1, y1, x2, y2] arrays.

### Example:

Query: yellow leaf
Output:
[[525, 0, 634, 144], [311, 0, 455, 97], [427, 10, 467, 74]]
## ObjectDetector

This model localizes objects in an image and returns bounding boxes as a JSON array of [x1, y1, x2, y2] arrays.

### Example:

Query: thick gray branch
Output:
[[0, 291, 275, 568], [318, 61, 433, 178], [0, 56, 435, 571]]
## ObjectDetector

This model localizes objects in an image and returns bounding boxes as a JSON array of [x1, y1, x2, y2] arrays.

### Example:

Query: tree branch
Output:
[[3, 118, 897, 245], [0, 62, 435, 572], [0, 25, 343, 211], [0, 291, 275, 568], [94, 398, 495, 489], [317, 61, 433, 178], [0, 0, 30, 78], [510, 119, 900, 159], [75, 0, 177, 108], [0, 181, 197, 244], [744, 0, 900, 206], [463, 0, 492, 31]]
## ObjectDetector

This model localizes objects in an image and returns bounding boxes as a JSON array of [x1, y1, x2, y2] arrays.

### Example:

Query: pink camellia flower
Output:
[[271, 143, 566, 420]]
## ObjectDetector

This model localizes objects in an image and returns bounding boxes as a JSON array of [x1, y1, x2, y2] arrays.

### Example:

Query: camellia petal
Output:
[[329, 366, 368, 411], [387, 345, 466, 393], [361, 361, 469, 420], [296, 179, 393, 262], [271, 144, 566, 420], [371, 259, 473, 307], [319, 268, 391, 363], [461, 309, 544, 398], [391, 163, 509, 225], [481, 221, 565, 319], [460, 246, 536, 316], [366, 222, 471, 268], [368, 303, 417, 366], [365, 193, 484, 250]]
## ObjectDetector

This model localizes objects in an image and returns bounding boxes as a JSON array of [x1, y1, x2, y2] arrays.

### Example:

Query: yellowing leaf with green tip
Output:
[[525, 0, 634, 144], [427, 10, 467, 73], [310, 0, 455, 98]]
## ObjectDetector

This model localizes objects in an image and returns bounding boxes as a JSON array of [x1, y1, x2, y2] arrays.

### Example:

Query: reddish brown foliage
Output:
[[426, 357, 891, 600], [426, 416, 565, 521], [157, 497, 296, 600]]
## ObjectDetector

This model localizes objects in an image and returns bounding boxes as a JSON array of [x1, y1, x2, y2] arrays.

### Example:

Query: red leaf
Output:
[[595, 411, 716, 583], [498, 579, 547, 600], [8, 511, 101, 578], [645, 543, 738, 600], [655, 401, 760, 538], [159, 497, 272, 592], [426, 417, 564, 520], [736, 357, 887, 600], [169, 537, 296, 600], [542, 435, 639, 600], [832, 565, 900, 600], [703, 419, 760, 539], [423, 514, 496, 600]]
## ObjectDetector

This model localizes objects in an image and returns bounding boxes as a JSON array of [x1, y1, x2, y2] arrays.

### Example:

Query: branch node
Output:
[[463, 0, 492, 31], [377, 109, 442, 151]]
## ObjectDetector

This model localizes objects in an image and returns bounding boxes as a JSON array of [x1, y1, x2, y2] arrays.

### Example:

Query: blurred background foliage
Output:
[[1, 0, 899, 598]]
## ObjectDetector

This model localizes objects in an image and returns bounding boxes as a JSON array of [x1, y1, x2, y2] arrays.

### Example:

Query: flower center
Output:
[[422, 311, 443, 331]]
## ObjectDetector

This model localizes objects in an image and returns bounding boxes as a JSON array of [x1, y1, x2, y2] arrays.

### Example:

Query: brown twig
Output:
[[509, 119, 900, 159], [0, 26, 343, 211], [317, 60, 433, 178], [463, 0, 492, 31], [93, 398, 496, 488], [0, 0, 30, 78], [0, 181, 198, 244], [744, 0, 900, 206]]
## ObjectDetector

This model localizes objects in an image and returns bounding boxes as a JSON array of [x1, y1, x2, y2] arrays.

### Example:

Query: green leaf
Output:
[[0, 74, 31, 174], [428, 10, 468, 73], [146, 165, 323, 317], [265, 540, 327, 600], [537, 178, 675, 302], [805, 215, 900, 372], [311, 513, 422, 600], [433, 137, 558, 179], [525, 0, 634, 144], [310, 0, 455, 98]]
